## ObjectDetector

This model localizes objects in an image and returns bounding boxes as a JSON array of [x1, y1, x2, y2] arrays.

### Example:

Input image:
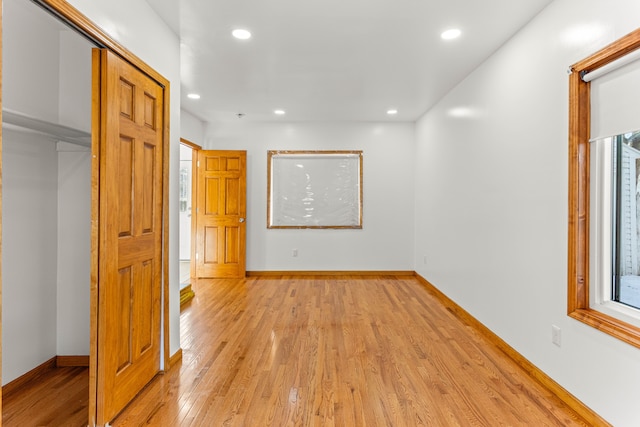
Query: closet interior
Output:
[[2, 0, 95, 413]]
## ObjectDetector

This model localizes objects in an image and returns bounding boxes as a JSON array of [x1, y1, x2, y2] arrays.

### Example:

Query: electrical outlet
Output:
[[292, 248, 298, 257], [551, 325, 561, 347]]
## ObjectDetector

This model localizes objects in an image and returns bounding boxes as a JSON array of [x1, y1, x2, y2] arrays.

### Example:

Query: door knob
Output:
[[239, 217, 245, 223]]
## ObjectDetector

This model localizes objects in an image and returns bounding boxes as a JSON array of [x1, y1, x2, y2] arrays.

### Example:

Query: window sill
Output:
[[569, 307, 640, 349]]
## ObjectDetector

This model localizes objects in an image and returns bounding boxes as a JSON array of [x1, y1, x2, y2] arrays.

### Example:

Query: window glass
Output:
[[613, 130, 640, 309]]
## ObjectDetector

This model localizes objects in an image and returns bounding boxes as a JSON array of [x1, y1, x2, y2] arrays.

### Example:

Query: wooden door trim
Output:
[[0, 3, 4, 424], [32, 0, 168, 89], [180, 137, 202, 151], [180, 139, 201, 285], [161, 76, 171, 375], [89, 49, 101, 427]]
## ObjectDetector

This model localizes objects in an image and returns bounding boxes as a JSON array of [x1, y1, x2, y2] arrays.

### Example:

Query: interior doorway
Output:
[[179, 142, 194, 284], [179, 139, 200, 306]]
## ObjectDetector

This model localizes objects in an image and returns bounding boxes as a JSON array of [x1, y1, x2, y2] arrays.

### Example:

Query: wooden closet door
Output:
[[94, 48, 164, 425]]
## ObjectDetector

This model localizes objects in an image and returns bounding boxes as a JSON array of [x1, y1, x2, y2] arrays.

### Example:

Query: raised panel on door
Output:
[[203, 225, 219, 265], [141, 143, 156, 233], [224, 225, 240, 264], [195, 150, 246, 278], [225, 177, 240, 215], [118, 136, 134, 237], [132, 259, 154, 356], [205, 177, 221, 215], [115, 267, 133, 373]]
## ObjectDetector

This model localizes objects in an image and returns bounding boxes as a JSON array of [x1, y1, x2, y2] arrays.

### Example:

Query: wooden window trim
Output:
[[568, 28, 640, 348]]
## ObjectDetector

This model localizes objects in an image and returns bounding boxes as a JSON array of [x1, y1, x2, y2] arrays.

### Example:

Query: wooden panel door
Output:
[[94, 49, 164, 425], [195, 150, 246, 278]]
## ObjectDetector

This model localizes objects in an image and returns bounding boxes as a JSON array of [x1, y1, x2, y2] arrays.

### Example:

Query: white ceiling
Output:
[[148, 0, 554, 123]]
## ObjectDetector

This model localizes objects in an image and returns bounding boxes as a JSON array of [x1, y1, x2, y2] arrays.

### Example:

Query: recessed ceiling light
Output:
[[387, 109, 398, 115], [187, 93, 201, 100], [441, 28, 462, 40], [274, 109, 286, 115], [232, 29, 252, 40]]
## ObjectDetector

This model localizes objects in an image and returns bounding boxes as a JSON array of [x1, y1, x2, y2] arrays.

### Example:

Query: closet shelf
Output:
[[2, 109, 91, 147]]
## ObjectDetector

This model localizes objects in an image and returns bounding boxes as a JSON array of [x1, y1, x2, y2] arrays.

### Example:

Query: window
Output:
[[612, 132, 640, 310], [568, 28, 640, 348], [590, 132, 640, 331], [267, 150, 363, 229]]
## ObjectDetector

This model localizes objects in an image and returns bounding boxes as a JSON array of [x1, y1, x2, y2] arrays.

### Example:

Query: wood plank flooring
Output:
[[2, 366, 88, 426], [3, 275, 594, 426]]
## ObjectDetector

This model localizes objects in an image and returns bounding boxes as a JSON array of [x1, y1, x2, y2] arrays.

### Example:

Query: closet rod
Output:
[[2, 109, 91, 148]]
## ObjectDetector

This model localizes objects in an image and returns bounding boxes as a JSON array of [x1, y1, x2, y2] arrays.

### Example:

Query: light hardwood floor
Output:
[[4, 275, 594, 426], [2, 366, 88, 426]]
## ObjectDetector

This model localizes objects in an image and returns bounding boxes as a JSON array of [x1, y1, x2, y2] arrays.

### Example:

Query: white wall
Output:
[[56, 21, 93, 358], [65, 0, 182, 357], [414, 0, 640, 425], [57, 143, 91, 356], [2, 0, 88, 383], [2, 130, 59, 384], [58, 30, 92, 132], [181, 109, 205, 146], [205, 121, 415, 271], [3, 0, 60, 121]]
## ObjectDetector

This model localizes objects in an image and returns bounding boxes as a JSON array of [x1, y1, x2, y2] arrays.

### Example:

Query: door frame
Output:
[[0, 2, 4, 423], [0, 1, 171, 425], [179, 138, 202, 287]]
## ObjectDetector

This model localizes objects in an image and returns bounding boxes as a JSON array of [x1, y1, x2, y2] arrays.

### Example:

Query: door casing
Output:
[[0, 2, 4, 424], [179, 138, 202, 286]]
